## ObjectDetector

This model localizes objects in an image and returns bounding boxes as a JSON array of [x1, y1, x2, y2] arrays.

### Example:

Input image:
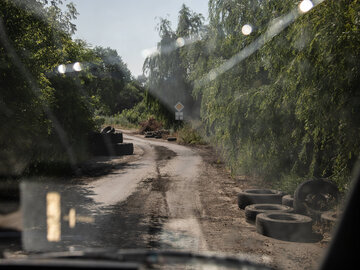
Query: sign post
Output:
[[174, 102, 184, 120]]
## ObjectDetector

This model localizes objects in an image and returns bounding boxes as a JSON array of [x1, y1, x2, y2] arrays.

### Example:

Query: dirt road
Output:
[[81, 132, 327, 269]]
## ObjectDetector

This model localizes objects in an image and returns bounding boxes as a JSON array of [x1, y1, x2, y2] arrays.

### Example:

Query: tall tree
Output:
[[143, 5, 204, 127]]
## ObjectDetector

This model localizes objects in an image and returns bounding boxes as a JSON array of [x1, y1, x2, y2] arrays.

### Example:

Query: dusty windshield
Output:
[[0, 0, 359, 269]]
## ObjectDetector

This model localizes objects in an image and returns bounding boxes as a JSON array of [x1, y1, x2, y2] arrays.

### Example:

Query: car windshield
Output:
[[0, 0, 359, 269]]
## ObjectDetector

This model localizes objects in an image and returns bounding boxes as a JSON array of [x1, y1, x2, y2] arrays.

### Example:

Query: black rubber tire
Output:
[[167, 137, 177, 141], [101, 126, 112, 134], [110, 133, 123, 144], [282, 195, 294, 208], [294, 179, 339, 217], [114, 143, 134, 155], [256, 212, 313, 242], [245, 204, 293, 223], [144, 134, 153, 138], [237, 189, 283, 209]]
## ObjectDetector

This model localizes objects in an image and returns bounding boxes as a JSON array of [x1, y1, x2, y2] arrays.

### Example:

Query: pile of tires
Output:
[[89, 126, 133, 156], [281, 195, 294, 208], [256, 212, 314, 242], [237, 188, 322, 242], [245, 204, 293, 223], [237, 189, 283, 209]]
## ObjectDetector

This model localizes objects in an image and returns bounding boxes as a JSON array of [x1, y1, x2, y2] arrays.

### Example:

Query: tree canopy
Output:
[[0, 0, 141, 175], [144, 0, 360, 191]]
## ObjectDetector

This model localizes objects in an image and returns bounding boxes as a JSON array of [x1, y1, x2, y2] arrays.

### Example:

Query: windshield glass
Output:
[[0, 0, 358, 269]]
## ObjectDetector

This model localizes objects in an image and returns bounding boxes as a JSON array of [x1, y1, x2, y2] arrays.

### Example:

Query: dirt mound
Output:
[[139, 117, 162, 134]]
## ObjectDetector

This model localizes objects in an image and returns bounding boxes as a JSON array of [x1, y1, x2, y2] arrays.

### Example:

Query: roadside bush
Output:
[[272, 174, 305, 195], [97, 114, 136, 129], [120, 99, 153, 124], [139, 117, 163, 134], [177, 124, 207, 145]]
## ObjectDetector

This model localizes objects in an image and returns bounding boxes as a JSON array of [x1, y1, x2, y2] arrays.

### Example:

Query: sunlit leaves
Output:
[[188, 0, 360, 191]]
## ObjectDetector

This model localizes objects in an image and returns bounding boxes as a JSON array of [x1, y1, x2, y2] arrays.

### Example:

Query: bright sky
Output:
[[66, 0, 209, 77]]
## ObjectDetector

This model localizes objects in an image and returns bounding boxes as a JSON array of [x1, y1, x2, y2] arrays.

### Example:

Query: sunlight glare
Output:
[[299, 0, 313, 13], [73, 62, 82, 72], [57, 64, 66, 74], [141, 47, 158, 58], [176, 37, 185, 47], [241, 24, 253, 35]]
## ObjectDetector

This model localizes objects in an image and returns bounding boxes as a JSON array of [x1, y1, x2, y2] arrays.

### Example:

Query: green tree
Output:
[[143, 5, 204, 128]]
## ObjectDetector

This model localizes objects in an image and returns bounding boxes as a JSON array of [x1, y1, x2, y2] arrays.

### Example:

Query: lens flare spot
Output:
[[57, 64, 66, 74], [73, 62, 82, 72], [299, 0, 313, 13], [241, 24, 253, 35], [176, 37, 185, 47], [141, 47, 158, 58]]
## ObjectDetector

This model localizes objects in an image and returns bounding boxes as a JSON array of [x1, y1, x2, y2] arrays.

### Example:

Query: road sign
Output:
[[175, 111, 183, 120], [174, 102, 184, 112]]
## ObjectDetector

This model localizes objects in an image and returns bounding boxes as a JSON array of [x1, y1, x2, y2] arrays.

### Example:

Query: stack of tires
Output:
[[89, 126, 133, 156], [238, 189, 311, 242], [237, 180, 339, 242]]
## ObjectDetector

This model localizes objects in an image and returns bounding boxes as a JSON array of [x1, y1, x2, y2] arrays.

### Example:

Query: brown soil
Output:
[[85, 142, 329, 269], [193, 145, 328, 269]]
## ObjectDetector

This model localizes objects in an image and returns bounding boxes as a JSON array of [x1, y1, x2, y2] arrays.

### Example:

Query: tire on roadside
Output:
[[256, 212, 313, 242], [114, 143, 134, 155], [245, 204, 293, 223], [237, 189, 283, 209], [144, 131, 154, 138], [101, 126, 112, 134], [167, 137, 177, 141], [293, 179, 339, 217], [282, 195, 294, 208], [110, 133, 123, 144]]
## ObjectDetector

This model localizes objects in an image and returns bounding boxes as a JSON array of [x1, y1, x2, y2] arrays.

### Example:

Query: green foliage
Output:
[[0, 0, 89, 174], [190, 0, 360, 191], [177, 124, 207, 145], [97, 114, 136, 129], [120, 99, 154, 125], [272, 174, 304, 195], [143, 5, 205, 128], [89, 46, 142, 115], [0, 0, 140, 176], [146, 0, 360, 192]]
